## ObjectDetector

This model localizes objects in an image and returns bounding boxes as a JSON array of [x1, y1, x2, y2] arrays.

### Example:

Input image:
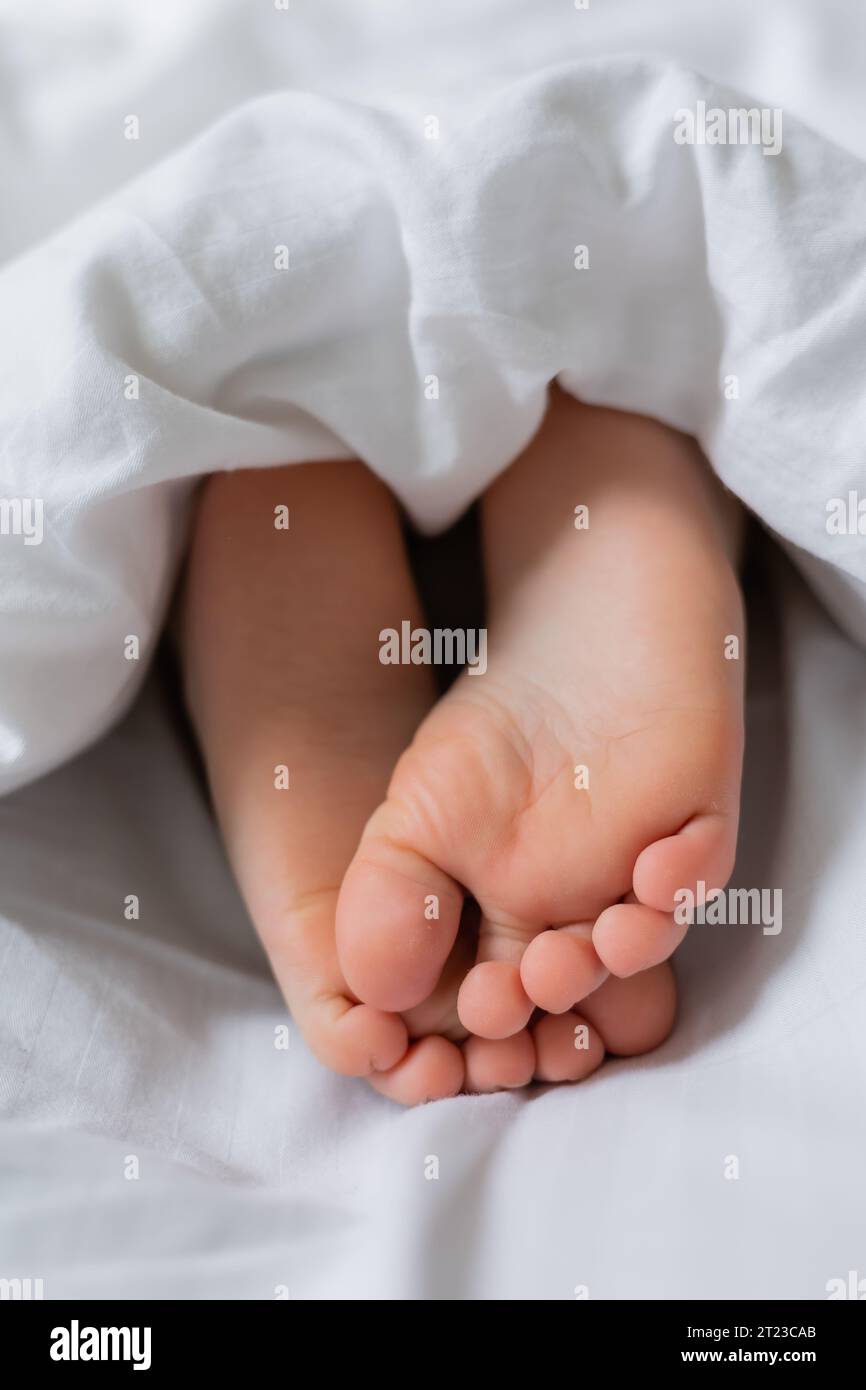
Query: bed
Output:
[[1, 0, 864, 1299]]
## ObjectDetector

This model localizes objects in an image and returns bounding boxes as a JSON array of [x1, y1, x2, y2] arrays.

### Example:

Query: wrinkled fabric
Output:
[[1, 5, 865, 795], [1, 0, 865, 1300], [0, 556, 864, 1298]]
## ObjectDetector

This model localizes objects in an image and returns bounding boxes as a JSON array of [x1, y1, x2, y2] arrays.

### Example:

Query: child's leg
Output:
[[337, 388, 744, 1077], [180, 460, 471, 1103]]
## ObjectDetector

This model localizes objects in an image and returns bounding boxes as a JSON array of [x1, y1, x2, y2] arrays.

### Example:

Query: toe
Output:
[[520, 923, 608, 1013], [592, 899, 687, 976], [456, 909, 537, 1038], [267, 894, 410, 1077], [463, 1030, 536, 1093], [457, 959, 535, 1039], [400, 921, 476, 1041], [304, 998, 409, 1076], [336, 814, 465, 1013], [366, 1035, 465, 1105], [632, 811, 738, 913], [580, 963, 676, 1055], [532, 1011, 605, 1083]]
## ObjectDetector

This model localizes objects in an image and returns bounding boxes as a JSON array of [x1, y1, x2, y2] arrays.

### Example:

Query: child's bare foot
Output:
[[337, 389, 745, 1067], [180, 460, 480, 1105]]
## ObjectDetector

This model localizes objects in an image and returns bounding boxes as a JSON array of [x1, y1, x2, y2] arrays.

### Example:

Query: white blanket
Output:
[[1, 0, 865, 1299], [2, 0, 866, 794], [1, 557, 864, 1299]]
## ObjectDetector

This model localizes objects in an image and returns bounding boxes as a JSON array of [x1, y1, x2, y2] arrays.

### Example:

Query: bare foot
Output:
[[336, 389, 744, 1078], [180, 460, 473, 1104]]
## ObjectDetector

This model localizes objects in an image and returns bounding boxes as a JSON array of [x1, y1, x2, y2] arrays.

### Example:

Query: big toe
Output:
[[336, 806, 465, 1013], [632, 811, 738, 913]]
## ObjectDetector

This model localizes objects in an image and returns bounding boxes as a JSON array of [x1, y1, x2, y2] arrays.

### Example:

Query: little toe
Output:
[[520, 923, 609, 1013], [268, 896, 409, 1077], [592, 900, 687, 977]]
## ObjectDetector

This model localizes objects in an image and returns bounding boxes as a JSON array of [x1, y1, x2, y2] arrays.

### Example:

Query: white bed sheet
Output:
[[1, 553, 864, 1300], [2, 0, 866, 795], [1, 0, 866, 1300]]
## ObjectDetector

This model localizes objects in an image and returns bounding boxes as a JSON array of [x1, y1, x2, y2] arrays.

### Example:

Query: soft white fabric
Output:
[[2, 0, 866, 794], [1, 555, 864, 1299], [1, 0, 866, 1300]]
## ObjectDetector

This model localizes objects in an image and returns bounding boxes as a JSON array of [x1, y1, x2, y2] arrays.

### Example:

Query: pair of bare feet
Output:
[[180, 388, 745, 1105]]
